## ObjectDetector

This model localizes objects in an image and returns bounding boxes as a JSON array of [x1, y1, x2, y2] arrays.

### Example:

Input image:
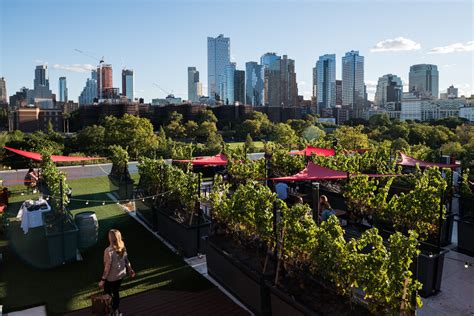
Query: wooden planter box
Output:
[[206, 238, 270, 315], [417, 244, 448, 298], [43, 214, 78, 267], [155, 208, 210, 257], [457, 217, 474, 256]]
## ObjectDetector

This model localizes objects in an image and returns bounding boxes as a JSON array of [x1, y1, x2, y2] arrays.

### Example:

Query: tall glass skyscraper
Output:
[[260, 53, 280, 68], [59, 77, 68, 102], [224, 63, 236, 105], [342, 51, 365, 111], [234, 70, 245, 104], [207, 34, 230, 100], [374, 74, 403, 107], [121, 69, 134, 101], [315, 54, 336, 112], [409, 64, 439, 99], [34, 65, 49, 90], [245, 62, 264, 106], [0, 77, 7, 103], [187, 67, 200, 102], [79, 70, 98, 105]]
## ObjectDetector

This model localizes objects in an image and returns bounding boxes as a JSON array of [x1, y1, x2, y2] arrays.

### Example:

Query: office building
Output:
[[234, 69, 245, 104], [342, 51, 365, 116], [121, 69, 134, 101], [315, 54, 336, 112], [59, 77, 68, 102], [374, 74, 403, 107], [97, 63, 113, 99], [223, 63, 236, 105], [336, 80, 342, 106], [447, 85, 458, 99], [260, 53, 280, 68], [409, 64, 439, 99], [79, 70, 98, 105], [265, 55, 298, 107], [0, 77, 7, 103], [246, 62, 264, 106], [207, 34, 230, 100], [34, 65, 49, 90], [188, 67, 201, 102]]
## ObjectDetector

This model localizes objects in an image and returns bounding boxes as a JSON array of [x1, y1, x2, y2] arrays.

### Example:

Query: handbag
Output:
[[91, 293, 113, 315]]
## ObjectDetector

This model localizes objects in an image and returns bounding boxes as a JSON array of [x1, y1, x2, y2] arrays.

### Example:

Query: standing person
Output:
[[320, 195, 336, 221], [24, 168, 39, 193], [99, 229, 136, 315]]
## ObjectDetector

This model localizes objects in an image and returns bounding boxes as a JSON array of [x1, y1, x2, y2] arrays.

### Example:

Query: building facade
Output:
[[234, 70, 245, 104], [121, 69, 134, 101], [315, 54, 336, 113], [187, 67, 200, 102], [400, 93, 465, 121], [0, 77, 7, 103], [336, 80, 342, 106], [34, 65, 49, 90], [374, 74, 403, 107], [59, 77, 68, 102], [79, 70, 98, 105], [245, 62, 264, 106], [342, 51, 365, 115], [223, 63, 236, 105], [97, 63, 113, 99], [408, 64, 439, 99], [264, 55, 298, 107], [207, 34, 230, 100]]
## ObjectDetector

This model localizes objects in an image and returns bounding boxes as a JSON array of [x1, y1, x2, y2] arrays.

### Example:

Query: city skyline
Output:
[[1, 0, 473, 103]]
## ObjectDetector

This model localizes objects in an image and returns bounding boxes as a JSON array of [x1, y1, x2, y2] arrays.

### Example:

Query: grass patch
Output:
[[0, 176, 213, 314], [227, 141, 264, 151]]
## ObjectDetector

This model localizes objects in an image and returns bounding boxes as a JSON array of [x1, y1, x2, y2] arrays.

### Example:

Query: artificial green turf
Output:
[[227, 141, 264, 150], [0, 176, 213, 315]]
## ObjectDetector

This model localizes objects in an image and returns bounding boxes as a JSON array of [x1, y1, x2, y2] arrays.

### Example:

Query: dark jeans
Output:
[[104, 278, 123, 311]]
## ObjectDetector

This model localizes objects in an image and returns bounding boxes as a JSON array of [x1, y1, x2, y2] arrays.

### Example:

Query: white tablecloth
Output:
[[16, 199, 51, 234]]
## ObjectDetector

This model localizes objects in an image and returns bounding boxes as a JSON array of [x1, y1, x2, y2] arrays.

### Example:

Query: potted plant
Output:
[[40, 150, 78, 267], [108, 145, 134, 200], [457, 170, 474, 255], [137, 158, 209, 257]]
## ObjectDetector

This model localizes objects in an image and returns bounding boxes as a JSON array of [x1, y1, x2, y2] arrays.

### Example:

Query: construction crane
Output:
[[152, 83, 186, 98]]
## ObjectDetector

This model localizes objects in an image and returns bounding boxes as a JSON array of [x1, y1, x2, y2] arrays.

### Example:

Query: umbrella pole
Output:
[[312, 182, 320, 224]]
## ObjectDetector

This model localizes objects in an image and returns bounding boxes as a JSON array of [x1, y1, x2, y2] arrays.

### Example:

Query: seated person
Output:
[[275, 182, 289, 202], [0, 187, 9, 213], [320, 195, 336, 221]]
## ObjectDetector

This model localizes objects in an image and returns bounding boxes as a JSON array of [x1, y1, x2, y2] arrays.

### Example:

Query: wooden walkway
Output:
[[66, 288, 249, 316]]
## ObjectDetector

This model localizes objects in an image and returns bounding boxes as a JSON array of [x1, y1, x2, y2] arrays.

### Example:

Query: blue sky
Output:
[[1, 0, 473, 102]]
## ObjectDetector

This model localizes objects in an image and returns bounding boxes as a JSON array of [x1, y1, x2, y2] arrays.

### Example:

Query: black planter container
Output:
[[206, 238, 270, 315], [268, 285, 314, 316], [155, 208, 210, 257], [417, 244, 448, 298], [108, 175, 134, 200], [43, 213, 79, 267], [457, 217, 474, 256]]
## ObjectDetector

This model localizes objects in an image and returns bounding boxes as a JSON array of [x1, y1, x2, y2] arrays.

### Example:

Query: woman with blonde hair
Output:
[[99, 229, 135, 315]]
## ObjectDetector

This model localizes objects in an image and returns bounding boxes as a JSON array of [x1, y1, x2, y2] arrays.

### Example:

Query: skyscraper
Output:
[[265, 55, 298, 107], [245, 62, 264, 106], [374, 74, 403, 107], [336, 80, 342, 106], [261, 53, 281, 106], [97, 63, 113, 99], [260, 53, 280, 68], [34, 65, 49, 90], [224, 63, 236, 105], [59, 77, 68, 102], [234, 70, 245, 104], [122, 69, 134, 101], [188, 67, 201, 102], [409, 64, 439, 99], [0, 77, 7, 103], [79, 70, 98, 105], [315, 54, 336, 112], [342, 51, 365, 114], [207, 34, 230, 100], [447, 85, 458, 99]]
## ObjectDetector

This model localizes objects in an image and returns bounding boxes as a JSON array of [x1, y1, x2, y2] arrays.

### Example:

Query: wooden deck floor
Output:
[[66, 288, 249, 316]]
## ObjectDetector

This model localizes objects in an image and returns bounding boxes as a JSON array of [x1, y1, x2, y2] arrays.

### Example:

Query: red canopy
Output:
[[289, 146, 335, 157], [272, 162, 348, 182], [397, 153, 459, 169], [3, 146, 103, 163], [174, 153, 228, 166]]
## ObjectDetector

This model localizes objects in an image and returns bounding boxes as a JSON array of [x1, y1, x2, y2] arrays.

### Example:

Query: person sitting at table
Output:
[[320, 195, 336, 221], [24, 168, 39, 193], [275, 182, 289, 202], [0, 187, 9, 214]]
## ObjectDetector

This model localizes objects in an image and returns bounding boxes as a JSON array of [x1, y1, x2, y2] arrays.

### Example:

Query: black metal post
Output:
[[60, 177, 65, 264], [196, 173, 202, 254], [312, 182, 320, 224], [437, 188, 445, 252]]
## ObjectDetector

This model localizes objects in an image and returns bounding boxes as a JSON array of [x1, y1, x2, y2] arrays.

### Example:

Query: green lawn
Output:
[[0, 176, 212, 315], [227, 141, 264, 151]]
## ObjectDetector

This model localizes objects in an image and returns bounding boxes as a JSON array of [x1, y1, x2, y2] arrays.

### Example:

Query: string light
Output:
[[102, 202, 105, 205], [85, 201, 89, 205], [464, 262, 469, 269]]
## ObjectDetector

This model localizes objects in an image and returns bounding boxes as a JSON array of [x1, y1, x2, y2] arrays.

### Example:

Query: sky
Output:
[[1, 0, 473, 103]]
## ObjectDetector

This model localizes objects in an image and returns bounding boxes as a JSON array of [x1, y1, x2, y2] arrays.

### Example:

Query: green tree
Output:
[[440, 141, 465, 157], [244, 134, 256, 153], [302, 125, 326, 141], [333, 125, 369, 149], [164, 111, 186, 139], [75, 125, 106, 155], [269, 123, 298, 148], [195, 121, 218, 142], [184, 120, 199, 140], [368, 113, 391, 128], [196, 108, 218, 124]]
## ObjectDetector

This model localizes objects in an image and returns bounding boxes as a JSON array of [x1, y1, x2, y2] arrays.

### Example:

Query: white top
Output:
[[275, 182, 289, 200]]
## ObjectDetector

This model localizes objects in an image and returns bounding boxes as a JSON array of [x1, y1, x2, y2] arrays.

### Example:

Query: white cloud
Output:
[[365, 80, 378, 94], [443, 64, 457, 68], [428, 41, 474, 54], [371, 37, 421, 53], [298, 81, 306, 86], [52, 63, 95, 73], [454, 83, 472, 97]]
